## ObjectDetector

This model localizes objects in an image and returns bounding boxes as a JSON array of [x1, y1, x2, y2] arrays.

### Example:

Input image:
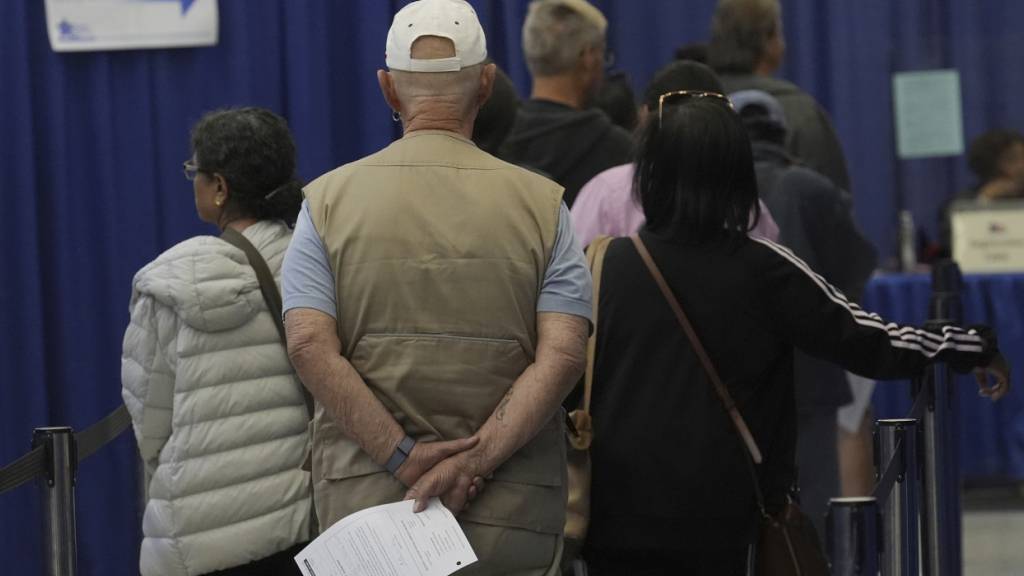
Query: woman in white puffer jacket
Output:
[[121, 108, 311, 576]]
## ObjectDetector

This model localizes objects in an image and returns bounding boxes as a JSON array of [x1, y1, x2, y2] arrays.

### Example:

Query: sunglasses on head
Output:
[[657, 90, 734, 128]]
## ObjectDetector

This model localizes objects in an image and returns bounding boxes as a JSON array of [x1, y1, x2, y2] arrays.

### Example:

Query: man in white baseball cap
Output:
[[282, 1, 592, 573]]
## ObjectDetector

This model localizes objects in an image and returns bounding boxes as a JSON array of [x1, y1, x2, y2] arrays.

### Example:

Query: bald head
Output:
[[378, 35, 496, 136]]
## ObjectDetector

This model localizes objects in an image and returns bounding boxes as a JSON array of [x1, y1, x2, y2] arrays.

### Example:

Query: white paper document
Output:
[[294, 498, 477, 576]]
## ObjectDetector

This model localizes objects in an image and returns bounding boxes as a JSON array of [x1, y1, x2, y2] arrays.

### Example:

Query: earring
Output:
[[215, 197, 224, 207], [392, 110, 401, 122]]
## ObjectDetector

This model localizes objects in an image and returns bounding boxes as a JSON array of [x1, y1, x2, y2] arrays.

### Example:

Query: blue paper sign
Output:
[[892, 70, 965, 159]]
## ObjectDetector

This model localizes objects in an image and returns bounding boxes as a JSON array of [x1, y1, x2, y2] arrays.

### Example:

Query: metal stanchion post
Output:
[[942, 364, 963, 572], [922, 361, 962, 576], [877, 419, 919, 576], [32, 427, 78, 576], [827, 497, 880, 576], [920, 261, 964, 576]]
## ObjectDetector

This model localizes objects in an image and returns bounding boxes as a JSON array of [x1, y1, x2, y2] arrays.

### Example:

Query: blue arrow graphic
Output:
[[135, 0, 199, 16]]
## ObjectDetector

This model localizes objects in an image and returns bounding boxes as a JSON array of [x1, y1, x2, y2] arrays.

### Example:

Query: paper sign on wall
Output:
[[44, 0, 218, 52], [892, 69, 965, 159]]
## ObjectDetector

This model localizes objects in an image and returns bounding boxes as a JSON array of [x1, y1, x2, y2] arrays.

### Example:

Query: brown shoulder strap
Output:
[[629, 234, 763, 464], [220, 227, 314, 420], [220, 228, 286, 342], [582, 235, 614, 415]]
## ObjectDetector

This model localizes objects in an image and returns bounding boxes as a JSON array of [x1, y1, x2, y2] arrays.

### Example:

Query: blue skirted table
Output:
[[865, 272, 1024, 480]]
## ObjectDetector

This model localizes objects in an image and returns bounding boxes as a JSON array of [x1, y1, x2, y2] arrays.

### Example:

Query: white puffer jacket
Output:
[[121, 220, 311, 576]]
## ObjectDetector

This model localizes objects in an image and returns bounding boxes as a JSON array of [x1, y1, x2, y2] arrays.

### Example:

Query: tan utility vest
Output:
[[305, 130, 567, 535]]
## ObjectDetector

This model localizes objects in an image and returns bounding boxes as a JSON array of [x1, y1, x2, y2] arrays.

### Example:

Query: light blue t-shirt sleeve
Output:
[[282, 200, 338, 318], [282, 200, 590, 321], [537, 203, 593, 321]]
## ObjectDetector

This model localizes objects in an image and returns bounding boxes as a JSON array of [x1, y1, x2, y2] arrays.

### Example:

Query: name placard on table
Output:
[[951, 199, 1024, 273]]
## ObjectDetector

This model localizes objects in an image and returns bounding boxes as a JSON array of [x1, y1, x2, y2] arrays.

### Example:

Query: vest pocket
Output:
[[346, 332, 563, 486], [314, 332, 566, 532], [316, 332, 535, 483], [314, 419, 382, 481], [350, 332, 532, 438]]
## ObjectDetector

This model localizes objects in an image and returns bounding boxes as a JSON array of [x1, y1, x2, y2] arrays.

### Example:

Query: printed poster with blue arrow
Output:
[[45, 0, 218, 52]]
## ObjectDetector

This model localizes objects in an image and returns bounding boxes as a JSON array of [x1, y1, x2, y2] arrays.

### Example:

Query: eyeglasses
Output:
[[657, 90, 734, 128], [183, 159, 201, 181]]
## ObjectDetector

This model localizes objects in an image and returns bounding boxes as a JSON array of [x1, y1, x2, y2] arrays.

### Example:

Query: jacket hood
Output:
[[131, 220, 290, 332], [501, 99, 619, 177]]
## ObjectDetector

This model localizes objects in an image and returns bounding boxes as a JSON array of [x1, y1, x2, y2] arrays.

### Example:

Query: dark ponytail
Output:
[[261, 178, 304, 226], [191, 107, 304, 227]]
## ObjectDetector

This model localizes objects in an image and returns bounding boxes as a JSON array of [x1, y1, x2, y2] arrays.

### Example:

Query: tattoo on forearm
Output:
[[495, 388, 514, 421]]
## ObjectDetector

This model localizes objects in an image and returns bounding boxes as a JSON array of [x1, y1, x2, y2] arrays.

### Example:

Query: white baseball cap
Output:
[[385, 0, 488, 73]]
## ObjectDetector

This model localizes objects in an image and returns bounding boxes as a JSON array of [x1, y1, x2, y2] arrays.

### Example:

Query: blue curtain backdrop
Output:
[[2, 1, 1024, 573]]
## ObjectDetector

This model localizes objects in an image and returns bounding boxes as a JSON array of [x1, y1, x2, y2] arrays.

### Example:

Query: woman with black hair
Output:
[[580, 95, 1010, 575], [121, 108, 311, 576]]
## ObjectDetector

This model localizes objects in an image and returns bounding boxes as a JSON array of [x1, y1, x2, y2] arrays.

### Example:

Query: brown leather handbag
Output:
[[630, 234, 829, 576], [564, 235, 613, 552]]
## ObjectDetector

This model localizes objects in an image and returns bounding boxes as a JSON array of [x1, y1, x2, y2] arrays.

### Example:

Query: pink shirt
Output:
[[570, 163, 781, 247]]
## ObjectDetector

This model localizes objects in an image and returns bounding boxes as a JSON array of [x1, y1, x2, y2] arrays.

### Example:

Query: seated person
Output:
[[938, 129, 1024, 253]]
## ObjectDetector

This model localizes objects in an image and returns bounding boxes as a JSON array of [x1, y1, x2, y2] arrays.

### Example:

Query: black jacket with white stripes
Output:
[[584, 229, 998, 556]]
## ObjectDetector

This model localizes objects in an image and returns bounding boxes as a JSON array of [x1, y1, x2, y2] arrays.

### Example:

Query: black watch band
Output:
[[385, 435, 416, 476]]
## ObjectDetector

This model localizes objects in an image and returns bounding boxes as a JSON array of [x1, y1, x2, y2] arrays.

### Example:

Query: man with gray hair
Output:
[[500, 0, 633, 207], [709, 0, 851, 193], [281, 0, 591, 573]]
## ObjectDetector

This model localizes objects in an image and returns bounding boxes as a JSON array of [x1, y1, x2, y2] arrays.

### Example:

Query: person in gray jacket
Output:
[[121, 108, 311, 576], [709, 0, 851, 193], [732, 89, 877, 538]]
